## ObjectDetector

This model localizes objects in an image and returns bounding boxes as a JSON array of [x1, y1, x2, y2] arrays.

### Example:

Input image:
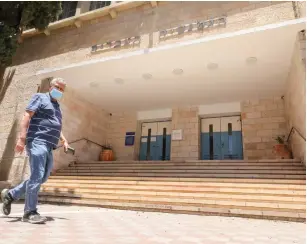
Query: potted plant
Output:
[[99, 143, 115, 161], [273, 135, 291, 159]]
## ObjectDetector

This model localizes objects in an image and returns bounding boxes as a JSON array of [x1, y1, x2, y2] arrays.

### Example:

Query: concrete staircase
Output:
[[40, 159, 306, 222]]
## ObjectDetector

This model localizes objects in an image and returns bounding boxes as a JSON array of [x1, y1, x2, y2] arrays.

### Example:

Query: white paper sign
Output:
[[172, 129, 183, 141], [151, 137, 157, 142]]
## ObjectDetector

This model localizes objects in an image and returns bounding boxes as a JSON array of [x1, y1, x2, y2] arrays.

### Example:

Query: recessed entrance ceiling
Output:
[[37, 19, 305, 112]]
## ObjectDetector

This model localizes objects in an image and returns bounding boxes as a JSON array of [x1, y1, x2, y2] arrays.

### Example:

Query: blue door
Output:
[[139, 121, 171, 161], [139, 122, 159, 161], [201, 118, 222, 160], [201, 116, 243, 160], [221, 116, 243, 160]]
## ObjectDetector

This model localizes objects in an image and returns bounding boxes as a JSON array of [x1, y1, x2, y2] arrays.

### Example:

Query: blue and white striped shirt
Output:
[[26, 93, 62, 148]]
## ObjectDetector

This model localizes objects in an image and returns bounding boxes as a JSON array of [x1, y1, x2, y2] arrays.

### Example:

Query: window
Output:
[[89, 1, 111, 11], [162, 128, 167, 161], [146, 128, 151, 160], [228, 123, 233, 158], [58, 1, 77, 20], [209, 124, 214, 160]]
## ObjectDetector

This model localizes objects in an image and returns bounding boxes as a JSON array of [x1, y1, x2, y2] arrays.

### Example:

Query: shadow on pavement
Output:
[[0, 215, 69, 223]]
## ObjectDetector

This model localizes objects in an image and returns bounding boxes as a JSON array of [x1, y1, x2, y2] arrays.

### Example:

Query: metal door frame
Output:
[[200, 115, 243, 160], [139, 120, 172, 161]]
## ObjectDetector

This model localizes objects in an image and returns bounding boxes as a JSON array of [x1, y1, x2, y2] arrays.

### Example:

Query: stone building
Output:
[[0, 1, 306, 220]]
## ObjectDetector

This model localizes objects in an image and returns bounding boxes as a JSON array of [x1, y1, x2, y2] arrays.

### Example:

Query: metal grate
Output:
[[58, 1, 77, 20], [89, 1, 111, 11]]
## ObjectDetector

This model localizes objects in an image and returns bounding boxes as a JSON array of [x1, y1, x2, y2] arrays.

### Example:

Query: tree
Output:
[[0, 2, 62, 67]]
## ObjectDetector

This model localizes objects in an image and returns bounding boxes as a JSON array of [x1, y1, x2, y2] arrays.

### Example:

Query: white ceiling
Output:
[[38, 19, 306, 112]]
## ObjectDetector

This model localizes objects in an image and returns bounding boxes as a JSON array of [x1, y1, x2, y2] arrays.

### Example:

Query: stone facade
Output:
[[0, 2, 305, 183], [171, 107, 200, 161], [14, 2, 296, 70], [284, 30, 306, 163], [107, 112, 137, 160], [52, 88, 109, 170], [241, 97, 287, 160]]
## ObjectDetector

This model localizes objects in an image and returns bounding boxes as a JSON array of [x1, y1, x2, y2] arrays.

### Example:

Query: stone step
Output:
[[54, 172, 306, 179], [40, 186, 305, 202], [77, 159, 301, 163], [38, 196, 305, 222], [71, 161, 304, 167], [45, 158, 305, 222], [58, 169, 306, 174], [39, 191, 306, 210], [49, 176, 306, 185], [68, 165, 305, 170], [43, 182, 306, 195]]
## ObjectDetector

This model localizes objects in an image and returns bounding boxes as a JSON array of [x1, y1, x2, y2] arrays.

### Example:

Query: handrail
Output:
[[56, 138, 107, 149], [0, 156, 28, 160], [0, 138, 105, 160], [286, 126, 306, 142]]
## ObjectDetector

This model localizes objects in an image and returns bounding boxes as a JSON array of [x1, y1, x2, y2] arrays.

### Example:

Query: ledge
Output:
[[21, 1, 148, 39]]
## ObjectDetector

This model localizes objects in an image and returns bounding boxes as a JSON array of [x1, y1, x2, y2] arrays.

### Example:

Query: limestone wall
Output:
[[284, 30, 306, 163], [241, 97, 287, 160]]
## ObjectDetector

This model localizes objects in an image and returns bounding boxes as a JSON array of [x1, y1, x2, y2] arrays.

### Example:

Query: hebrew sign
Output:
[[91, 36, 141, 53], [159, 16, 227, 40], [90, 16, 226, 53]]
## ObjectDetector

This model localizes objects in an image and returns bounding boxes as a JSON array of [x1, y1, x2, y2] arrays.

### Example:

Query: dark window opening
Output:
[[58, 1, 77, 20], [89, 1, 111, 11], [228, 123, 233, 159], [228, 123, 232, 135], [209, 124, 214, 160], [146, 128, 151, 160], [162, 128, 167, 161]]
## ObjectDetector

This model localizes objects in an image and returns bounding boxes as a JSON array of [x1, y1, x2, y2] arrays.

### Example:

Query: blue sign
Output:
[[125, 132, 135, 146]]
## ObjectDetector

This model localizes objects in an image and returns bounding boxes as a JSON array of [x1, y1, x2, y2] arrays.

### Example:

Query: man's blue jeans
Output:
[[9, 141, 53, 213]]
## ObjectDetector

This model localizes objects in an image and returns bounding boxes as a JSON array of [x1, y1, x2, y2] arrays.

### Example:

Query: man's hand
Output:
[[63, 140, 69, 151], [60, 131, 69, 151], [15, 138, 26, 154]]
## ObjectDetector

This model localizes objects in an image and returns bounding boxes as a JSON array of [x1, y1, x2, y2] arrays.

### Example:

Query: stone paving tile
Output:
[[0, 203, 305, 244]]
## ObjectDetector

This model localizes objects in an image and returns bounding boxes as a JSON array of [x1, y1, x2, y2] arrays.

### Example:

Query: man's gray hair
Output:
[[50, 77, 67, 86]]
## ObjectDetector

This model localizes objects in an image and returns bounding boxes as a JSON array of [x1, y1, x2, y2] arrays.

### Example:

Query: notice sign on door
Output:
[[125, 132, 135, 146], [172, 129, 183, 141]]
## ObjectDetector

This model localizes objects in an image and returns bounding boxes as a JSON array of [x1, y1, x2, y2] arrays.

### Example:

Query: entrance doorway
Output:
[[201, 116, 243, 160], [139, 121, 171, 161]]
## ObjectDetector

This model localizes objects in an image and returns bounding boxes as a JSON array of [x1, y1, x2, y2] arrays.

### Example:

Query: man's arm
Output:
[[15, 111, 34, 153], [16, 93, 41, 153], [60, 132, 67, 143]]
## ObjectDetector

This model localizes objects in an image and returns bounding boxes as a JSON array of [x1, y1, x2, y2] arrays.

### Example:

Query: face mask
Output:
[[50, 88, 63, 101]]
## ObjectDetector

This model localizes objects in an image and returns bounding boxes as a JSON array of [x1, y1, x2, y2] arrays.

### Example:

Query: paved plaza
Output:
[[0, 203, 305, 244]]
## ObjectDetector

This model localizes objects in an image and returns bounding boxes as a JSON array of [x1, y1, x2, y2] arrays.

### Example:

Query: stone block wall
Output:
[[52, 88, 108, 171], [0, 73, 40, 183], [14, 2, 296, 70], [107, 112, 137, 161], [284, 30, 306, 163], [241, 97, 287, 160], [171, 107, 200, 161]]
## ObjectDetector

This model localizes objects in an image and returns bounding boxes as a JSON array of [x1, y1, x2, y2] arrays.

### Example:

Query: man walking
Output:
[[1, 77, 70, 224]]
